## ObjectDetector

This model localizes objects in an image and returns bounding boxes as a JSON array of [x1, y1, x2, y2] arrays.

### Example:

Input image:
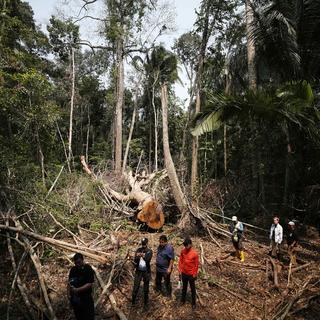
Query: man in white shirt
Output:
[[269, 216, 283, 259]]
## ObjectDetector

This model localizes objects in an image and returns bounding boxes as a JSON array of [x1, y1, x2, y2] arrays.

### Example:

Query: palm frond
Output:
[[191, 110, 222, 136]]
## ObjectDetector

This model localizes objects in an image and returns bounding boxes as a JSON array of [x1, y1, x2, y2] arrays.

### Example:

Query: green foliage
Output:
[[47, 16, 79, 61], [192, 81, 318, 137], [145, 45, 180, 85]]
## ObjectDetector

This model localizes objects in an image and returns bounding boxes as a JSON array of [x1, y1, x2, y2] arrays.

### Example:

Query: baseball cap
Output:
[[288, 221, 295, 226], [232, 216, 237, 222], [141, 238, 148, 245]]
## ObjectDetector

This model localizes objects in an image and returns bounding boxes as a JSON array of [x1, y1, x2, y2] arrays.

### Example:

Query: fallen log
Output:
[[80, 156, 165, 229], [223, 260, 266, 270], [6, 227, 37, 319], [272, 277, 312, 320], [92, 266, 127, 320], [0, 224, 108, 264], [291, 262, 312, 273]]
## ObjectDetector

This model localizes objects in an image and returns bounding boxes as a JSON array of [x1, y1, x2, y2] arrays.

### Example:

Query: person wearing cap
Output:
[[131, 238, 153, 310], [269, 216, 283, 259], [287, 221, 298, 265], [229, 216, 245, 262], [155, 235, 175, 297], [178, 237, 199, 310]]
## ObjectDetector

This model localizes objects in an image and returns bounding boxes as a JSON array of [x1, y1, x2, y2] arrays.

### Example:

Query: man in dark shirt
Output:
[[131, 237, 153, 310], [68, 253, 95, 320], [287, 221, 298, 265], [155, 235, 174, 297]]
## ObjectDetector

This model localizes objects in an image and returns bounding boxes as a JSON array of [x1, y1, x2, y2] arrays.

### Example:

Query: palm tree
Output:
[[250, 0, 320, 82], [191, 81, 319, 206], [146, 46, 191, 229]]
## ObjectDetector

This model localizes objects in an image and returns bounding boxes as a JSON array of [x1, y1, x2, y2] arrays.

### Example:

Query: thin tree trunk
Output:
[[246, 0, 257, 91], [152, 87, 158, 171], [114, 39, 124, 172], [149, 116, 152, 172], [191, 91, 200, 196], [224, 59, 231, 176], [161, 84, 188, 224], [191, 2, 212, 197], [56, 122, 70, 172], [283, 122, 291, 206], [223, 124, 227, 176], [179, 74, 195, 168], [36, 129, 45, 188], [152, 73, 159, 171], [122, 92, 137, 173], [68, 47, 75, 170], [86, 105, 90, 163]]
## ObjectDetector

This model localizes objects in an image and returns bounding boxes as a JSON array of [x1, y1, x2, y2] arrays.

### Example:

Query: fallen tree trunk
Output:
[[0, 224, 108, 264], [92, 266, 127, 320], [80, 156, 165, 229]]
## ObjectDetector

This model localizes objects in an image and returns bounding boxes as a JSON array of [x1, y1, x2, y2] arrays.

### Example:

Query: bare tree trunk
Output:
[[86, 105, 90, 163], [152, 78, 158, 171], [161, 84, 189, 224], [191, 91, 200, 196], [246, 0, 257, 91], [223, 124, 227, 176], [283, 122, 291, 206], [56, 122, 70, 172], [114, 39, 124, 172], [36, 128, 45, 188], [68, 47, 75, 169], [148, 118, 152, 172], [122, 92, 137, 173], [179, 73, 195, 168], [224, 59, 232, 176], [191, 2, 212, 198]]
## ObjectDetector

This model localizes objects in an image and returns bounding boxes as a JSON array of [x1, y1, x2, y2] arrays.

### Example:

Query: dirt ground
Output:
[[1, 224, 319, 320]]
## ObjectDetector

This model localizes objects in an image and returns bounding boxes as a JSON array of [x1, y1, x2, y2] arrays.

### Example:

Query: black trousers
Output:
[[232, 237, 243, 250], [132, 270, 150, 305], [71, 296, 94, 320], [155, 271, 172, 296], [181, 273, 196, 306]]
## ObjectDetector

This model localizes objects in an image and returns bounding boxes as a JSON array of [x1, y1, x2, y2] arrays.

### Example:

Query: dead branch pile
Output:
[[0, 211, 130, 320]]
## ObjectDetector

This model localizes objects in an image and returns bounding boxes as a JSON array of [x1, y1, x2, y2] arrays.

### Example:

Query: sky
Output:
[[27, 0, 202, 101]]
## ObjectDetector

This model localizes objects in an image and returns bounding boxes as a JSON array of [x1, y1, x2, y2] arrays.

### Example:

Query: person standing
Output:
[[287, 221, 298, 265], [155, 235, 174, 297], [178, 237, 199, 310], [269, 216, 283, 259], [229, 216, 245, 262], [68, 253, 95, 320], [131, 238, 153, 310]]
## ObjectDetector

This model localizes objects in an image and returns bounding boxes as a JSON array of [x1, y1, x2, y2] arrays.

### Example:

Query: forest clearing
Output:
[[1, 0, 320, 319]]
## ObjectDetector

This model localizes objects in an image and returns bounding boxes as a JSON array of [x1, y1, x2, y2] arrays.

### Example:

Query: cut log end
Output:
[[137, 199, 164, 230]]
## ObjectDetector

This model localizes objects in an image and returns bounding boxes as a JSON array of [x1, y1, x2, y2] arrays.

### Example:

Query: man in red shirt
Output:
[[178, 237, 199, 310]]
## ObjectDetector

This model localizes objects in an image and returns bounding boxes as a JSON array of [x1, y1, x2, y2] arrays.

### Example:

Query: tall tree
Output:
[[246, 0, 257, 90], [191, 0, 240, 196], [47, 17, 80, 171], [103, 0, 157, 172]]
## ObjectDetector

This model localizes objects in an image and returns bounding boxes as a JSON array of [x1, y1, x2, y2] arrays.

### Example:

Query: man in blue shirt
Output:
[[155, 235, 174, 297]]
